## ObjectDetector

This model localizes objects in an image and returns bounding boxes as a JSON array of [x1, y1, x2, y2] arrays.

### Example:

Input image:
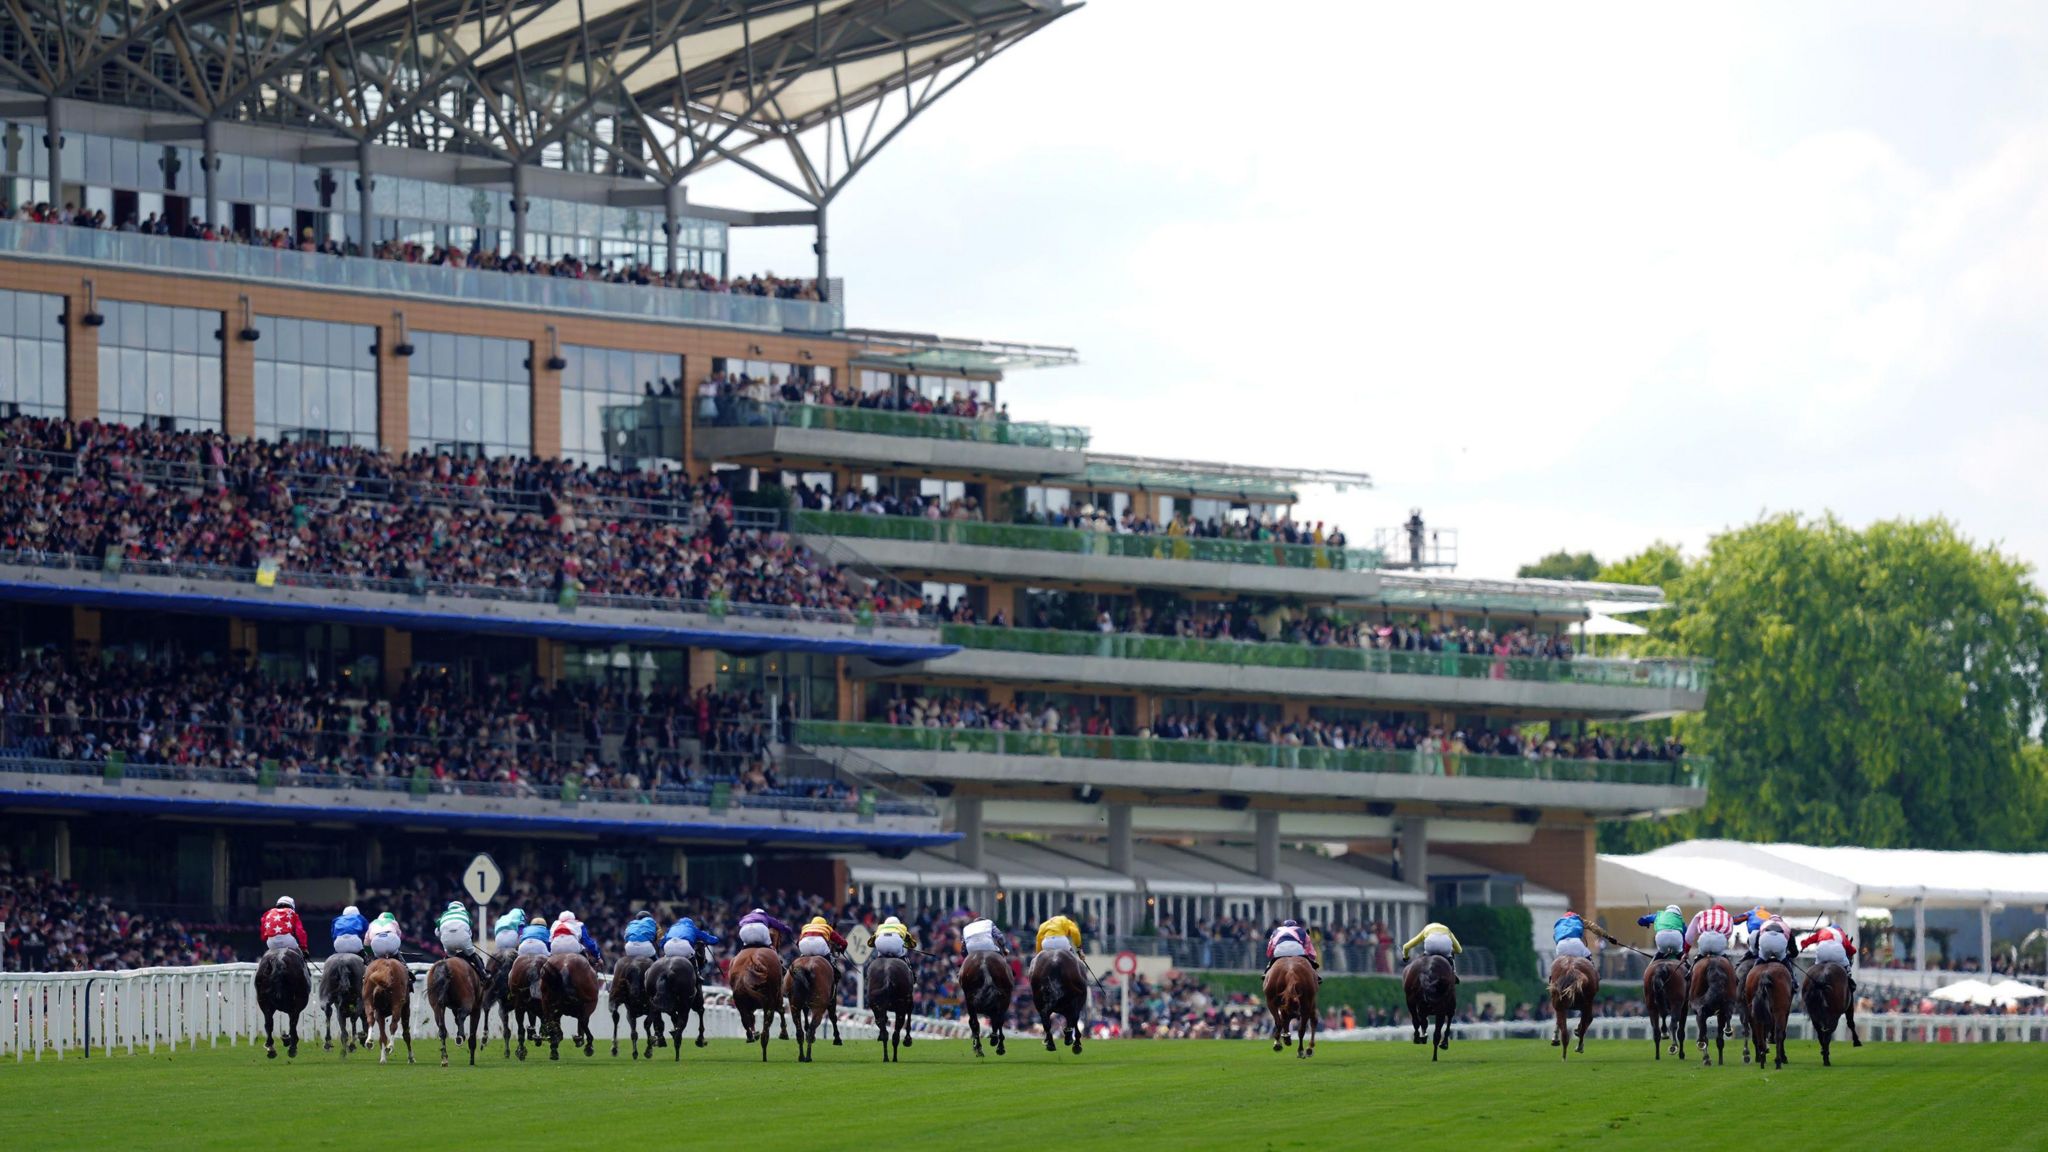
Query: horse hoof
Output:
[[266, 1048, 277, 1060], [1550, 1039, 1560, 1047], [903, 1037, 913, 1048], [696, 1039, 708, 1048], [832, 1038, 842, 1046], [440, 1056, 449, 1068]]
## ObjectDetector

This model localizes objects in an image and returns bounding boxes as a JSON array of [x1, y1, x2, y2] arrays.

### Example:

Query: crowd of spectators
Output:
[[0, 416, 912, 621], [0, 866, 238, 972], [0, 648, 842, 804], [1, 202, 823, 302], [699, 370, 1009, 426]]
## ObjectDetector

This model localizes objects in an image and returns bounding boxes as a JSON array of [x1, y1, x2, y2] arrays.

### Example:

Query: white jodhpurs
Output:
[[549, 935, 584, 956], [331, 934, 364, 955], [738, 923, 772, 948], [516, 939, 548, 957], [1040, 935, 1074, 953], [1695, 930, 1728, 956], [873, 934, 907, 957], [1271, 938, 1306, 959], [663, 939, 696, 961], [369, 934, 401, 958], [1812, 940, 1849, 967], [438, 923, 474, 952], [1423, 934, 1455, 958], [266, 935, 299, 952], [964, 935, 1000, 954], [1757, 930, 1789, 961], [623, 940, 656, 959], [797, 935, 831, 957], [494, 930, 519, 953], [1655, 930, 1685, 955], [1555, 938, 1591, 960]]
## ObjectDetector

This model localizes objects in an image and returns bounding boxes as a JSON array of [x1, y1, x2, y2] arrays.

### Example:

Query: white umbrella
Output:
[[1930, 978, 2015, 1006], [1989, 979, 2047, 1002], [1569, 615, 1647, 637]]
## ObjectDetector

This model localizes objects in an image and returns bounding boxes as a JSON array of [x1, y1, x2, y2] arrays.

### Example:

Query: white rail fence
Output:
[[1326, 1014, 2048, 1044], [1, 962, 970, 1061]]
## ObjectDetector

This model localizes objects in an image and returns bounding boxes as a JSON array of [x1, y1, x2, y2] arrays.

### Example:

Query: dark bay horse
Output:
[[1263, 956, 1318, 1059], [785, 953, 843, 1062], [539, 952, 600, 1060], [363, 956, 414, 1065], [426, 955, 484, 1066], [319, 952, 366, 1056], [1548, 955, 1600, 1059], [1402, 953, 1457, 1060], [504, 954, 542, 1060], [959, 951, 1014, 1058], [867, 955, 916, 1063], [1644, 958, 1689, 1062], [1802, 960, 1861, 1067], [647, 955, 708, 1059], [729, 946, 786, 1062], [1744, 961, 1793, 1070], [1689, 954, 1738, 1066], [609, 954, 655, 1059], [1029, 949, 1088, 1055], [254, 947, 310, 1061]]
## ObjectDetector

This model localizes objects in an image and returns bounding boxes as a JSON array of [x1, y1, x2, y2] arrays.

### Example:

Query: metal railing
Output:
[[794, 721, 1711, 789], [938, 624, 1711, 693], [706, 398, 1088, 450], [0, 220, 842, 333], [792, 510, 1388, 571]]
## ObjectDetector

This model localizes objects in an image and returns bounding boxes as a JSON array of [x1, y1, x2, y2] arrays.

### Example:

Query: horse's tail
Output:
[[1704, 957, 1729, 1009], [1419, 957, 1447, 1009], [427, 960, 451, 1010], [1552, 961, 1590, 1007], [1801, 964, 1834, 1019], [790, 956, 815, 1010], [1748, 968, 1777, 1033]]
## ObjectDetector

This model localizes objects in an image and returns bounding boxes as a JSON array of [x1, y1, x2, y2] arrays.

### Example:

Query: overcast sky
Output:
[[700, 1, 2048, 582]]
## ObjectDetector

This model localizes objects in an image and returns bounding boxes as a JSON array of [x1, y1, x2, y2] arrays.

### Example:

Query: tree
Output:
[[1517, 550, 1601, 581], [1596, 542, 1685, 590], [1606, 514, 2048, 853]]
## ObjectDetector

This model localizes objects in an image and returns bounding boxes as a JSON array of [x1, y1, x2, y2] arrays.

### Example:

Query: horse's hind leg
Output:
[[1575, 1005, 1592, 1054], [1847, 999, 1863, 1047], [830, 1005, 843, 1046], [1272, 1010, 1286, 1053], [1672, 1009, 1685, 1062], [264, 1009, 277, 1060], [969, 1011, 985, 1058], [610, 1000, 621, 1057], [1650, 1011, 1662, 1061], [402, 1011, 415, 1064], [323, 1004, 333, 1052], [437, 1006, 452, 1067], [695, 998, 709, 1047], [1041, 1010, 1057, 1052]]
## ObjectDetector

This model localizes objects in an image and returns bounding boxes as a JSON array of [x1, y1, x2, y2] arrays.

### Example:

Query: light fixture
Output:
[[544, 325, 566, 371], [389, 311, 414, 358], [236, 295, 260, 342], [78, 280, 104, 327]]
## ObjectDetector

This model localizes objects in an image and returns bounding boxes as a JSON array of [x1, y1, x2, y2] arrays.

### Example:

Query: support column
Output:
[[210, 829, 230, 911], [376, 316, 409, 451], [535, 638, 560, 687], [70, 607, 100, 657], [51, 819, 71, 882], [510, 162, 528, 255], [670, 847, 689, 888], [1255, 809, 1280, 885], [222, 301, 255, 437], [1107, 803, 1133, 876], [814, 200, 828, 298], [1981, 903, 1994, 977], [382, 629, 412, 696], [953, 795, 983, 870], [687, 648, 718, 692], [1396, 818, 1427, 891], [65, 281, 99, 420], [663, 185, 680, 273], [355, 141, 376, 255], [43, 97, 62, 209], [1913, 897, 1927, 985], [362, 834, 383, 883], [200, 119, 220, 228]]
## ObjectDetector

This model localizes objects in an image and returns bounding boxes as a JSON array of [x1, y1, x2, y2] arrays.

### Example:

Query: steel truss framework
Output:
[[0, 0, 1073, 214]]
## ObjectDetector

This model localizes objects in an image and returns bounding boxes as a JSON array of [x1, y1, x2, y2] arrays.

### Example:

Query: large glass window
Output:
[[97, 300, 222, 432], [560, 344, 683, 469], [254, 315, 378, 448], [408, 332, 530, 458], [0, 289, 66, 418]]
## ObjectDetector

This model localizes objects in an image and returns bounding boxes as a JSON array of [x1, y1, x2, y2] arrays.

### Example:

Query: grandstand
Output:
[[0, 0, 1712, 980]]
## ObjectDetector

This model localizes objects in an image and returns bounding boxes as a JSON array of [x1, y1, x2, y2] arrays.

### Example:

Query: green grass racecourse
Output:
[[6, 1035, 2040, 1151]]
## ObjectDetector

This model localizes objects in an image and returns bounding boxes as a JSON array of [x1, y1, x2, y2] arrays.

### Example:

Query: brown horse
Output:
[[1263, 956, 1318, 1059], [1403, 953, 1457, 1060], [729, 945, 786, 1062], [320, 953, 366, 1057], [426, 955, 484, 1066], [784, 953, 842, 1063], [647, 955, 708, 1059], [504, 954, 543, 1060], [1744, 960, 1793, 1070], [363, 956, 414, 1065], [867, 955, 916, 1063], [1028, 949, 1088, 1055], [1802, 960, 1861, 1067], [254, 947, 310, 1061], [959, 951, 1014, 1058], [1644, 958, 1689, 1062], [538, 952, 600, 1060], [1688, 953, 1738, 1066], [1548, 955, 1599, 1059], [609, 954, 655, 1059]]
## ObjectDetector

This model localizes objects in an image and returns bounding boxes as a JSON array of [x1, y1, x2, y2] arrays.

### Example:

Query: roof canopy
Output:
[[1609, 840, 2048, 910], [0, 0, 1075, 208]]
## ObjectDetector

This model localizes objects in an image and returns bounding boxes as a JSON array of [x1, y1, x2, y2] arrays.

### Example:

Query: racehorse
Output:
[[254, 947, 309, 1061], [1402, 952, 1457, 1060], [426, 955, 485, 1067], [608, 954, 655, 1059], [319, 952, 365, 1056], [1643, 957, 1689, 1062], [1263, 956, 1318, 1059], [504, 954, 542, 1060], [1744, 960, 1793, 1070], [538, 952, 600, 1060], [646, 955, 708, 1059], [1802, 960, 1861, 1067], [784, 953, 843, 1063], [728, 945, 786, 1062], [959, 951, 1014, 1058], [362, 956, 414, 1065], [1029, 949, 1088, 1056], [1688, 953, 1738, 1066], [867, 954, 916, 1063], [1547, 955, 1600, 1059]]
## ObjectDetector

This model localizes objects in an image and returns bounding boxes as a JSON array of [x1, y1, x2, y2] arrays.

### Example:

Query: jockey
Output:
[[516, 916, 551, 957], [549, 911, 603, 960], [1400, 922, 1463, 962], [1637, 905, 1688, 960], [662, 917, 719, 961], [435, 901, 487, 974], [1685, 904, 1734, 957], [1035, 913, 1083, 955], [962, 918, 1007, 955], [873, 916, 917, 959], [1753, 913, 1794, 966], [736, 908, 793, 952], [492, 907, 528, 954], [330, 905, 368, 956], [1265, 920, 1319, 970], [259, 897, 308, 953], [622, 911, 660, 959], [797, 916, 848, 969], [1736, 906, 1772, 936], [1800, 923, 1858, 970], [366, 912, 403, 959], [1552, 911, 1593, 960]]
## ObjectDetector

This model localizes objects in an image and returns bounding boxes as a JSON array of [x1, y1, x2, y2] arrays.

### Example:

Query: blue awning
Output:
[[0, 577, 956, 662], [0, 786, 957, 850]]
